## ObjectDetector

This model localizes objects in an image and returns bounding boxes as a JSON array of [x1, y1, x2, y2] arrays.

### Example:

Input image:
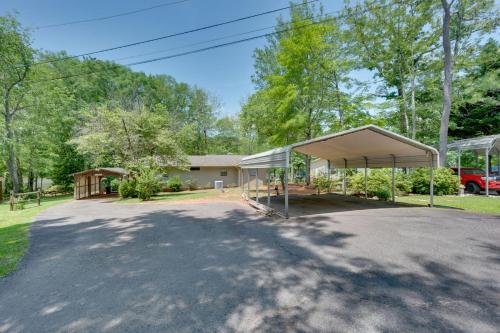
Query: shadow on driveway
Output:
[[0, 200, 499, 332]]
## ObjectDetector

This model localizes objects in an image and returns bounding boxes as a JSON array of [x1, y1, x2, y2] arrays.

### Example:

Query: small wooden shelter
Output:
[[72, 168, 128, 200]]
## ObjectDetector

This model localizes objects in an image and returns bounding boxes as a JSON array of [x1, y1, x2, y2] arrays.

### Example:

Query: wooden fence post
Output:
[[0, 179, 3, 203], [37, 190, 41, 206], [9, 191, 14, 211]]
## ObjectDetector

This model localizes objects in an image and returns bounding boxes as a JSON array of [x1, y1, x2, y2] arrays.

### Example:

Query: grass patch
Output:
[[115, 190, 222, 204], [397, 194, 500, 215], [0, 195, 72, 277]]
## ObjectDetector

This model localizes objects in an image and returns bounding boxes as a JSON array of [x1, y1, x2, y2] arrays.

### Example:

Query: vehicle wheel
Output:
[[497, 190, 500, 196], [466, 182, 480, 194]]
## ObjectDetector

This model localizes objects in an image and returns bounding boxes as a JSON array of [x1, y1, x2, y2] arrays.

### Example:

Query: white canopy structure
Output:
[[448, 134, 500, 196], [241, 125, 439, 218]]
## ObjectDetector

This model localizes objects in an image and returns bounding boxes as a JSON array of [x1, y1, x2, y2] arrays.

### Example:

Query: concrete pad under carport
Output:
[[250, 193, 421, 218]]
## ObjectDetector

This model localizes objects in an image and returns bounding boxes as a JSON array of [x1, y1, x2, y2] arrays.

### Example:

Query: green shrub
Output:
[[136, 170, 161, 201], [312, 174, 336, 193], [396, 172, 412, 194], [14, 197, 26, 210], [348, 172, 367, 194], [410, 168, 429, 194], [411, 168, 459, 195], [185, 177, 198, 191], [46, 184, 68, 194], [434, 168, 460, 195], [110, 178, 120, 192], [167, 176, 182, 192], [373, 188, 391, 201], [349, 169, 392, 197], [119, 179, 137, 198], [349, 169, 412, 198]]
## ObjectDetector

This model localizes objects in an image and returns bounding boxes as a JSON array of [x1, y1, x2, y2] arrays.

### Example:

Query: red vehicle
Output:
[[451, 167, 500, 194]]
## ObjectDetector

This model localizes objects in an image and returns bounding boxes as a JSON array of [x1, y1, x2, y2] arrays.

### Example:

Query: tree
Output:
[[242, 3, 352, 184], [0, 15, 34, 192], [210, 116, 242, 154], [72, 105, 186, 169], [438, 0, 497, 166], [449, 39, 500, 138], [345, 0, 439, 138]]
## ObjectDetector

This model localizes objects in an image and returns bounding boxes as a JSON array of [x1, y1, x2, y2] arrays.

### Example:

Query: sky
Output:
[[0, 0, 349, 116]]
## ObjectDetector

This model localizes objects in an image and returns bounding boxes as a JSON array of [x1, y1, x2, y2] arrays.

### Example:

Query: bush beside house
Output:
[[167, 176, 182, 192], [118, 170, 184, 200]]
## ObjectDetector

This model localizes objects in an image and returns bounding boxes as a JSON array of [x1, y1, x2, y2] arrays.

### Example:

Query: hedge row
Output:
[[313, 167, 459, 200]]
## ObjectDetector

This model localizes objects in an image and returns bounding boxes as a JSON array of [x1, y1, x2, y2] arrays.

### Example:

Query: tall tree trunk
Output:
[[305, 154, 311, 185], [4, 112, 20, 193], [439, 0, 453, 167], [397, 85, 410, 136], [410, 71, 417, 140], [333, 71, 344, 128], [304, 109, 313, 186], [28, 168, 34, 192], [204, 129, 208, 154], [17, 157, 23, 191]]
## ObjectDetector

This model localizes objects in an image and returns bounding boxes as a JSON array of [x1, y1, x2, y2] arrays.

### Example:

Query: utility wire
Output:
[[32, 0, 319, 66], [28, 17, 337, 84], [29, 1, 402, 84], [35, 0, 190, 29], [112, 25, 277, 62], [111, 7, 342, 63]]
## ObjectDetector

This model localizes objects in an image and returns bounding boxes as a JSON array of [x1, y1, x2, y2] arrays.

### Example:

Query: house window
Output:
[[190, 167, 200, 171], [220, 169, 228, 176]]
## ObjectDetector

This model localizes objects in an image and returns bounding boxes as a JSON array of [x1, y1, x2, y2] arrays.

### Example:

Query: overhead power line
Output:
[[29, 0, 403, 85], [32, 0, 319, 66], [29, 18, 331, 84], [35, 0, 190, 29]]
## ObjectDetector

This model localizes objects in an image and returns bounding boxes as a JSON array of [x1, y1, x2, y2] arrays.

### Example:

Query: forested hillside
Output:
[[1, 0, 498, 193]]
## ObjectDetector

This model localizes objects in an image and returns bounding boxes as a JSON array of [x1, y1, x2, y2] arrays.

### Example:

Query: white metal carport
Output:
[[240, 125, 439, 218], [448, 134, 500, 196]]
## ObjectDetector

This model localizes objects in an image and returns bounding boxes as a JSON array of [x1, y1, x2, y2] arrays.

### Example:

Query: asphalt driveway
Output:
[[0, 199, 499, 332]]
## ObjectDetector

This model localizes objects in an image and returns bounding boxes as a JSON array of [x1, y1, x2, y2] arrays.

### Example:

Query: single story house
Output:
[[311, 158, 329, 177], [167, 155, 267, 189]]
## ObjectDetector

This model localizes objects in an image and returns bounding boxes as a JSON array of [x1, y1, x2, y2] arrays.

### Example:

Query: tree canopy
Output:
[[0, 0, 498, 193]]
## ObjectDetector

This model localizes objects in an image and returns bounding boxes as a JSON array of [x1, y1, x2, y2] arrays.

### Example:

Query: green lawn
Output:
[[115, 190, 223, 204], [397, 194, 500, 215], [0, 195, 72, 277]]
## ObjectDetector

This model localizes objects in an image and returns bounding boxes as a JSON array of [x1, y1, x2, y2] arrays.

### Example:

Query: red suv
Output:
[[451, 167, 500, 194]]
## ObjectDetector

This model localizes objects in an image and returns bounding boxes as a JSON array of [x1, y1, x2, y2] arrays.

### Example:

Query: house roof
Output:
[[188, 155, 247, 167], [71, 167, 128, 177]]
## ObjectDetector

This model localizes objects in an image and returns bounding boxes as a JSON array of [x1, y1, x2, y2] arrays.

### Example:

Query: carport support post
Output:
[[255, 169, 259, 203], [267, 170, 271, 207], [285, 149, 290, 219], [364, 157, 368, 199], [485, 148, 489, 196], [391, 155, 396, 204], [497, 149, 500, 176], [430, 155, 434, 207], [497, 149, 500, 175], [327, 160, 331, 193], [343, 159, 347, 196], [246, 169, 250, 199], [457, 150, 461, 185]]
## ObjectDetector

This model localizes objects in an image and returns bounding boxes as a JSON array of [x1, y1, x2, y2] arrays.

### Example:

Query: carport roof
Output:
[[241, 125, 439, 169], [447, 134, 500, 153]]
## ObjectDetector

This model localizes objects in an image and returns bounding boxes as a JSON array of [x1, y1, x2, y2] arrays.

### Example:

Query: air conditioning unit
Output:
[[214, 180, 224, 191]]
